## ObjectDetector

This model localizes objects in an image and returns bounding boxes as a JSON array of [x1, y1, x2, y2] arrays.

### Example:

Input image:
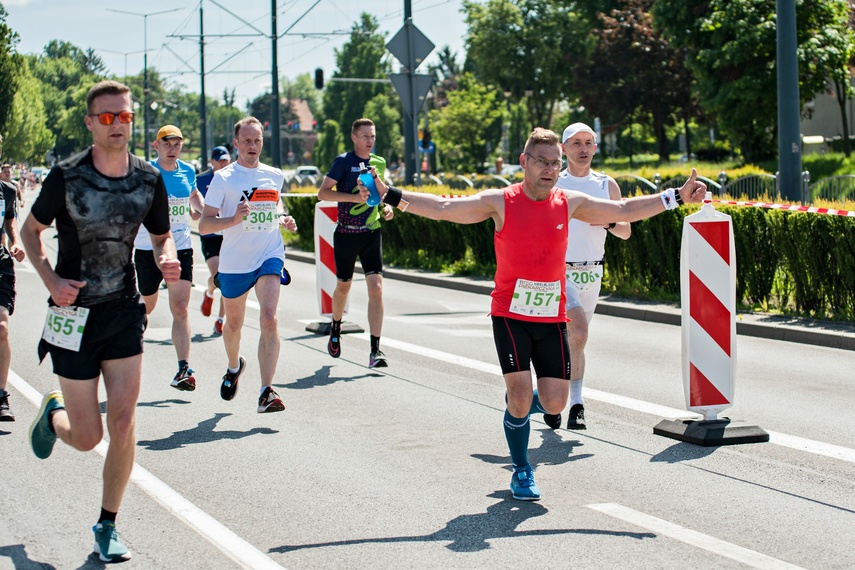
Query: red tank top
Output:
[[491, 183, 569, 322]]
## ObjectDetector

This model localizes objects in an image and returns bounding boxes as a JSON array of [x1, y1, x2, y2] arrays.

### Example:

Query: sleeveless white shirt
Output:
[[556, 170, 611, 263]]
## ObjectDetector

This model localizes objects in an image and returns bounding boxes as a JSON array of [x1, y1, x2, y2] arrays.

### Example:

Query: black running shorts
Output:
[[333, 228, 383, 281], [491, 316, 571, 379], [200, 235, 223, 261], [38, 296, 147, 380], [0, 257, 14, 315], [134, 248, 193, 296]]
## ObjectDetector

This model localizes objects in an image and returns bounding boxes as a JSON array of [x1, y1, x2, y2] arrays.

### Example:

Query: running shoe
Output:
[[368, 350, 388, 368], [170, 365, 196, 392], [510, 465, 541, 501], [257, 386, 286, 413], [327, 329, 341, 358], [566, 403, 586, 430], [280, 266, 291, 286], [213, 317, 224, 336], [92, 520, 131, 562], [0, 390, 14, 422], [29, 390, 64, 459], [200, 291, 214, 317], [220, 356, 246, 401], [543, 413, 562, 429]]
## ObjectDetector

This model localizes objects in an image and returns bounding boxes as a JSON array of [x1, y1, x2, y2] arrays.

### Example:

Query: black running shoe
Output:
[[170, 365, 196, 392], [220, 356, 246, 401], [369, 350, 387, 368], [543, 413, 561, 429], [327, 330, 341, 358], [0, 391, 14, 422], [566, 403, 586, 430], [257, 386, 285, 413]]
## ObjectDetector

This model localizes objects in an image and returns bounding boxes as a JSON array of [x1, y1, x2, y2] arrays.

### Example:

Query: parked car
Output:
[[296, 166, 321, 178]]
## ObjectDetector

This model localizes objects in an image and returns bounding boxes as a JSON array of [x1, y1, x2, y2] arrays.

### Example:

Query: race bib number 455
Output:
[[509, 279, 561, 318], [42, 306, 90, 352], [242, 188, 280, 232]]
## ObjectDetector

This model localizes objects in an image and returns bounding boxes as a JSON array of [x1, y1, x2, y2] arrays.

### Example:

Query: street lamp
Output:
[[106, 8, 182, 160]]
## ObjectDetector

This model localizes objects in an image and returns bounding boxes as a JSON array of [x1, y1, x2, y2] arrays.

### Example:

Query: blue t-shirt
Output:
[[196, 169, 217, 237], [134, 159, 196, 250], [326, 151, 382, 233]]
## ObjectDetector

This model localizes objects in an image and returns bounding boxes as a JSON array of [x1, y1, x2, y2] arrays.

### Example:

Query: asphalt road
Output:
[[1, 203, 854, 569]]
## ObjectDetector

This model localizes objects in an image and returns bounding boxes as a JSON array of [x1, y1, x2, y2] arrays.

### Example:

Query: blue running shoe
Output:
[[29, 390, 64, 459], [92, 520, 131, 562], [510, 466, 541, 501]]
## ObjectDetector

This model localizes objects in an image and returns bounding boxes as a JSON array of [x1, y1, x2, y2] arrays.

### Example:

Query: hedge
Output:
[[283, 194, 855, 321]]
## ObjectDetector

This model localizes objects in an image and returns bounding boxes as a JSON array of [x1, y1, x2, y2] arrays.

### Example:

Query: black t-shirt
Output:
[[0, 180, 16, 262], [326, 151, 381, 232], [30, 148, 170, 306]]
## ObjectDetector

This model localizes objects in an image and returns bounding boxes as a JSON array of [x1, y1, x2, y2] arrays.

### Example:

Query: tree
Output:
[[321, 13, 392, 132], [3, 59, 54, 163], [282, 73, 322, 119], [575, 0, 694, 162], [463, 0, 589, 127], [315, 119, 345, 171], [653, 0, 853, 162], [363, 92, 402, 162], [428, 73, 504, 173], [0, 4, 22, 137]]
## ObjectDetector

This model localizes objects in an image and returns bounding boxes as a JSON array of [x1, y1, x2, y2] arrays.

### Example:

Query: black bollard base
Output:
[[654, 418, 769, 447], [305, 321, 364, 335]]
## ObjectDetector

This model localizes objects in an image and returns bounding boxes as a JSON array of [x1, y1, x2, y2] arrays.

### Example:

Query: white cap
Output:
[[562, 122, 597, 143]]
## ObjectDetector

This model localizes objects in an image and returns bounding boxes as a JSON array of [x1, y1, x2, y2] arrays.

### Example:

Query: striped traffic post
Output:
[[654, 191, 768, 446], [304, 200, 362, 335]]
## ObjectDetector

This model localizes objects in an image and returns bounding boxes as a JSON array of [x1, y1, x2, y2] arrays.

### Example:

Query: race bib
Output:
[[168, 196, 190, 225], [42, 306, 90, 352], [242, 188, 279, 232], [509, 279, 561, 318], [566, 263, 603, 293]]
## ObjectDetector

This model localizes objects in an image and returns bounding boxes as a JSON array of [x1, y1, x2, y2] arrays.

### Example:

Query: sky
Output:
[[5, 0, 469, 106]]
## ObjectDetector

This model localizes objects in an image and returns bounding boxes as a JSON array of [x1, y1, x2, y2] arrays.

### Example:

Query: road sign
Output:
[[389, 73, 433, 118], [386, 21, 434, 70]]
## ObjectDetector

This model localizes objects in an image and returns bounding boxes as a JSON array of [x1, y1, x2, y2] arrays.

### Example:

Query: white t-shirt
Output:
[[556, 169, 612, 263], [134, 159, 196, 251], [204, 161, 286, 273]]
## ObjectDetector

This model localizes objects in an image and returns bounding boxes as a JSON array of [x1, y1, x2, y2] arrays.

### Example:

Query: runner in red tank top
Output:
[[356, 128, 707, 501]]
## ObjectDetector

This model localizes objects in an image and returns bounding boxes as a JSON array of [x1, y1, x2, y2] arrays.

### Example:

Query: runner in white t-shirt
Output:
[[549, 123, 631, 430], [134, 125, 205, 392], [199, 116, 297, 414]]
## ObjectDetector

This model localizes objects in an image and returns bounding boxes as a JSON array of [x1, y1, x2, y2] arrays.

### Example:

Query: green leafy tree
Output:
[[0, 4, 22, 137], [321, 13, 391, 131], [282, 73, 321, 119], [653, 0, 853, 162], [315, 119, 345, 171], [463, 0, 589, 127], [428, 73, 504, 173], [3, 59, 54, 163], [363, 92, 401, 161]]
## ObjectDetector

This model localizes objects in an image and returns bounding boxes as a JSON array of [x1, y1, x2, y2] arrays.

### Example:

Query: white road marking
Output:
[[587, 503, 806, 570], [8, 371, 286, 570], [344, 332, 855, 464]]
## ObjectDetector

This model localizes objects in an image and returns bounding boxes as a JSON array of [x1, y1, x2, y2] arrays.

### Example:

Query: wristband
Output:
[[607, 223, 616, 230], [659, 188, 679, 210], [383, 186, 403, 208], [674, 188, 684, 206]]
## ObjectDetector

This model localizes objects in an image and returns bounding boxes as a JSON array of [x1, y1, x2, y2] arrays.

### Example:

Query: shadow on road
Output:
[[0, 544, 59, 569], [269, 490, 654, 554], [280, 365, 382, 390], [136, 412, 278, 451], [472, 428, 594, 470]]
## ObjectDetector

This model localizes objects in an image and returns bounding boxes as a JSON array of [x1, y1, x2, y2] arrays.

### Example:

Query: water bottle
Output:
[[359, 162, 381, 207]]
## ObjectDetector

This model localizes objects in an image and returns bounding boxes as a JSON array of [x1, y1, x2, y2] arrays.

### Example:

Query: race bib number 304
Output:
[[42, 306, 90, 352], [243, 188, 280, 232], [509, 279, 561, 318]]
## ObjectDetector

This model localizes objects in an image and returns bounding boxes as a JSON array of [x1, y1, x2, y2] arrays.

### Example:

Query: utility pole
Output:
[[271, 0, 282, 168], [403, 0, 415, 185], [776, 0, 802, 201], [199, 2, 208, 168]]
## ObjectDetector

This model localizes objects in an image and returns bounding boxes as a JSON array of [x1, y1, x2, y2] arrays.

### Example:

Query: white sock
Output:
[[205, 290, 214, 299], [570, 379, 584, 406]]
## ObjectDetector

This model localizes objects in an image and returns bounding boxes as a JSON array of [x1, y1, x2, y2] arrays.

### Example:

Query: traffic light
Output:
[[312, 120, 317, 131], [286, 121, 293, 130], [421, 128, 431, 149], [314, 68, 324, 90]]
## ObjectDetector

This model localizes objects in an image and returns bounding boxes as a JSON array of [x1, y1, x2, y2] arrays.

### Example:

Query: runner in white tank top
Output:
[[549, 123, 631, 430]]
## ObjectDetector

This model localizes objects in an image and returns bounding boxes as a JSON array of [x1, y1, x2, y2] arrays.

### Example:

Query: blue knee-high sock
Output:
[[529, 389, 548, 415], [503, 409, 531, 470]]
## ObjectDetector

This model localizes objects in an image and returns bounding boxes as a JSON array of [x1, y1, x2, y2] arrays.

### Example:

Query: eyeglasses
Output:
[[88, 111, 135, 125], [524, 153, 563, 170]]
